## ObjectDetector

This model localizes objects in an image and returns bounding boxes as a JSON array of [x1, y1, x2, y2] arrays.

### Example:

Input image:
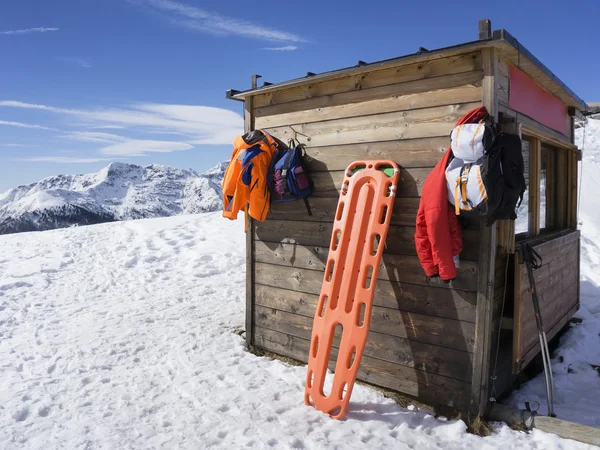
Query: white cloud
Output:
[[1, 143, 40, 147], [0, 100, 242, 145], [132, 0, 305, 42], [58, 57, 92, 69], [99, 139, 193, 156], [88, 125, 126, 130], [18, 157, 112, 163], [0, 120, 57, 131], [61, 131, 128, 144], [0, 27, 59, 36], [262, 46, 298, 51]]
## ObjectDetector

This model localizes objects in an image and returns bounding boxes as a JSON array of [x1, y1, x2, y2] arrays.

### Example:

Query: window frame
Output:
[[516, 126, 577, 242]]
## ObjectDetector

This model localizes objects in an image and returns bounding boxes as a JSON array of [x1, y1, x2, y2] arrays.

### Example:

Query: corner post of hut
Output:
[[470, 18, 500, 417], [244, 74, 260, 348]]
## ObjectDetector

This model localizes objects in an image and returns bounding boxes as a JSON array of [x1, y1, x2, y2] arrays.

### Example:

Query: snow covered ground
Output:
[[1, 119, 599, 449], [0, 211, 597, 450]]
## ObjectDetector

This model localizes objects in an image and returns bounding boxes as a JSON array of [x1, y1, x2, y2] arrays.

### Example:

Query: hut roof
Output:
[[227, 29, 587, 112]]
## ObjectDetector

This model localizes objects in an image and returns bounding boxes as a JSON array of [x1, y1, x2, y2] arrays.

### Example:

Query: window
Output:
[[516, 136, 571, 240], [515, 139, 531, 237], [540, 144, 568, 233]]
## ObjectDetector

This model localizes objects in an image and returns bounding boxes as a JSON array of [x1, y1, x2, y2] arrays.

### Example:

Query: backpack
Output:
[[480, 132, 526, 224], [445, 117, 526, 225], [267, 138, 313, 215]]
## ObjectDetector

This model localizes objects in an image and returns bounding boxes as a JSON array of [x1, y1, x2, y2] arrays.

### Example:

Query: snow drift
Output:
[[0, 213, 595, 450]]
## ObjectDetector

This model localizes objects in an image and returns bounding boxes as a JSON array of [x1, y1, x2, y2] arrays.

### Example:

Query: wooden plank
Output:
[[512, 248, 524, 373], [254, 303, 475, 366], [471, 47, 498, 416], [516, 230, 580, 263], [518, 250, 577, 288], [516, 300, 579, 373], [254, 76, 482, 128], [518, 280, 578, 349], [255, 281, 477, 324], [308, 168, 432, 198], [254, 220, 481, 261], [301, 138, 450, 173], [252, 52, 483, 108], [543, 147, 557, 229], [513, 242, 579, 373], [268, 196, 420, 226], [530, 137, 542, 236], [497, 58, 510, 106], [268, 196, 480, 230], [570, 149, 579, 228], [255, 253, 478, 295], [253, 323, 472, 382], [244, 85, 255, 347], [253, 326, 471, 410], [254, 304, 475, 354], [264, 102, 482, 148], [567, 147, 574, 228]]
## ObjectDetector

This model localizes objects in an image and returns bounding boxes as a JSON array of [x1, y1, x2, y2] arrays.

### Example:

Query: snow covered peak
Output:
[[0, 162, 226, 234]]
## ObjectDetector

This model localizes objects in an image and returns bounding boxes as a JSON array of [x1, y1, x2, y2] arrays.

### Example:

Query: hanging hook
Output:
[[289, 125, 311, 142]]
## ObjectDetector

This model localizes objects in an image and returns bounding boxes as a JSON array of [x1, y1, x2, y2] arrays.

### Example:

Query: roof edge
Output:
[[492, 29, 587, 111], [227, 30, 588, 112]]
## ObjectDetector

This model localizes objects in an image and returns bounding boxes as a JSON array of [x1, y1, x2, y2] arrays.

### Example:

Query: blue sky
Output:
[[0, 0, 598, 191]]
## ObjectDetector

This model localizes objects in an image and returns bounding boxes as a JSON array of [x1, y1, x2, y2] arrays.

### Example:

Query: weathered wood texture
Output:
[[264, 102, 481, 148], [253, 305, 474, 370], [244, 86, 255, 347], [513, 231, 580, 373], [497, 58, 510, 106], [255, 76, 482, 128], [253, 52, 482, 109], [255, 250, 479, 293], [255, 219, 480, 261], [253, 326, 471, 410], [469, 47, 499, 416], [302, 138, 450, 172], [248, 52, 485, 412]]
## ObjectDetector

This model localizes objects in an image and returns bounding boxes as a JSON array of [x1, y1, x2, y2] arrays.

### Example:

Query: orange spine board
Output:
[[304, 160, 400, 419]]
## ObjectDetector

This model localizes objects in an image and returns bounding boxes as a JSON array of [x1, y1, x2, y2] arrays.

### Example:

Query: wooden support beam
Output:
[[530, 137, 542, 236], [488, 403, 600, 447], [470, 47, 498, 416], [245, 74, 258, 347], [478, 19, 492, 40]]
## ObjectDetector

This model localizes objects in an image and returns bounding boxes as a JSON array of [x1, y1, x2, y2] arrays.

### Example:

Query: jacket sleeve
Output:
[[415, 207, 438, 277], [425, 205, 457, 281]]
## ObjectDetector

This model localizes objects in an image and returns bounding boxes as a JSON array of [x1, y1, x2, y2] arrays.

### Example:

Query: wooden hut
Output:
[[226, 19, 587, 416]]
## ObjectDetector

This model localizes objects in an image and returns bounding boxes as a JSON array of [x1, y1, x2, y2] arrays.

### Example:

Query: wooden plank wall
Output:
[[249, 51, 484, 410], [512, 231, 580, 373]]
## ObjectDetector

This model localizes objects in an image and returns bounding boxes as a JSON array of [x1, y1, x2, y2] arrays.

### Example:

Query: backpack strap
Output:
[[303, 198, 313, 216], [454, 163, 473, 215]]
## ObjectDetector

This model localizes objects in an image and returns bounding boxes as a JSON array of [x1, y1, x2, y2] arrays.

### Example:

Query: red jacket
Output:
[[415, 106, 489, 280]]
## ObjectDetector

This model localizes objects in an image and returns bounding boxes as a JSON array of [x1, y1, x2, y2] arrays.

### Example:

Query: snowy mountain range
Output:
[[0, 161, 226, 235]]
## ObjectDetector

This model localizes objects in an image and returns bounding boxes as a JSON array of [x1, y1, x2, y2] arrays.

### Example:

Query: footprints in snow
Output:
[[13, 407, 29, 422], [0, 281, 33, 291]]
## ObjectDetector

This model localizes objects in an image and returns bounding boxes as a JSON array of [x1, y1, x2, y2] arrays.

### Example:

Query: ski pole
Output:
[[521, 243, 556, 417]]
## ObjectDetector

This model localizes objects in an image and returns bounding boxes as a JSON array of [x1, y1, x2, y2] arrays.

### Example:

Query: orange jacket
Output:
[[415, 106, 489, 280], [222, 130, 278, 222]]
